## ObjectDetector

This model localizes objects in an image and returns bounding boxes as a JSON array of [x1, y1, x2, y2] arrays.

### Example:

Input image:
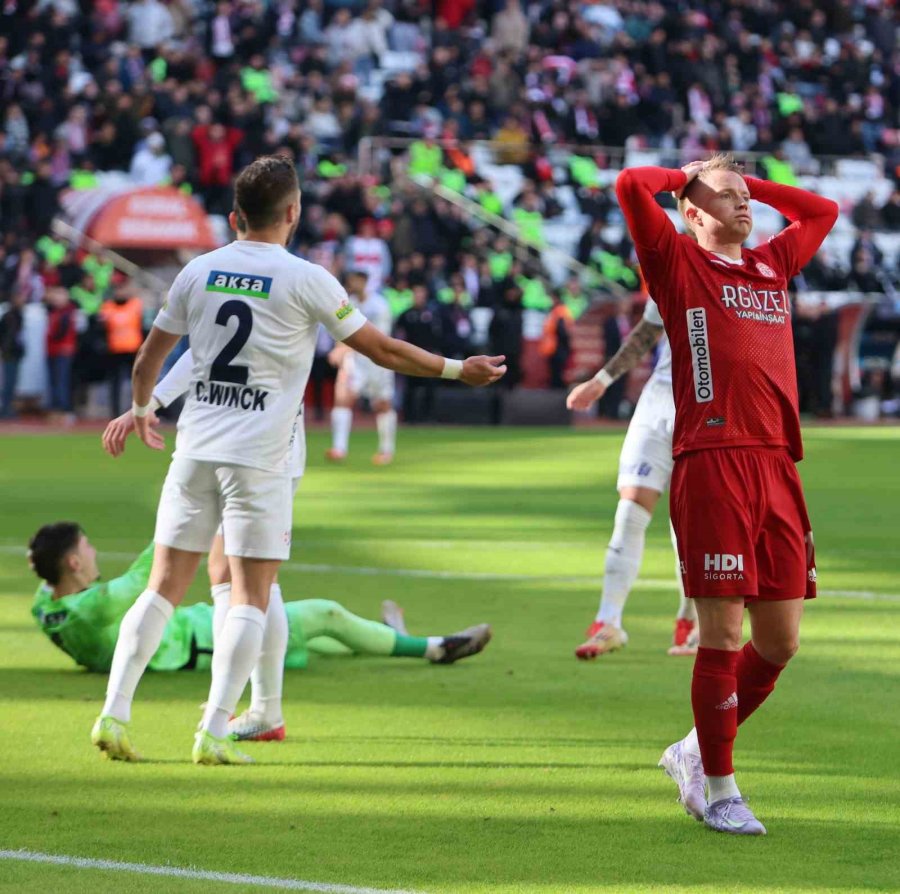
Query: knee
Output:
[[755, 637, 800, 666]]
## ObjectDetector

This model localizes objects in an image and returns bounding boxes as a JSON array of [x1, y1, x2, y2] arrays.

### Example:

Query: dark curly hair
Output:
[[28, 522, 83, 585]]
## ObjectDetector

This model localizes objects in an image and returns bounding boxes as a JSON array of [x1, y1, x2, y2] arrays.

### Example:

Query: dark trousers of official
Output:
[[108, 352, 136, 417], [403, 376, 435, 423]]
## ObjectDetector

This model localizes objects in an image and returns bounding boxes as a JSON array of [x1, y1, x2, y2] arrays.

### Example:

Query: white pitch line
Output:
[[2, 545, 899, 601], [0, 849, 425, 894]]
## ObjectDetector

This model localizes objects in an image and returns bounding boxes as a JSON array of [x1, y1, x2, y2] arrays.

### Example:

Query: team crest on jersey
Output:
[[755, 262, 776, 279], [206, 270, 272, 299]]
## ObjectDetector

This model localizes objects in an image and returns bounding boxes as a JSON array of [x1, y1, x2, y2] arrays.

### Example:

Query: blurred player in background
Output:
[[327, 269, 398, 465], [91, 155, 505, 766], [29, 523, 491, 738], [567, 297, 698, 659], [616, 153, 837, 834]]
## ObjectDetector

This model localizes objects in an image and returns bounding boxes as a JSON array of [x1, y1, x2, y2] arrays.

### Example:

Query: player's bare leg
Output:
[[94, 545, 202, 759], [668, 521, 699, 656], [327, 363, 356, 461], [372, 397, 396, 465], [576, 486, 658, 659], [196, 555, 280, 762]]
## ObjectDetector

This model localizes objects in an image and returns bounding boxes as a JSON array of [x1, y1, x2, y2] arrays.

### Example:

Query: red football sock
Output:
[[736, 641, 785, 725], [691, 647, 739, 777]]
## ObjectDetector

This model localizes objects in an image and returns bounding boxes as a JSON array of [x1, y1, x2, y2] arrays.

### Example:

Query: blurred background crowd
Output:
[[1, 0, 899, 424]]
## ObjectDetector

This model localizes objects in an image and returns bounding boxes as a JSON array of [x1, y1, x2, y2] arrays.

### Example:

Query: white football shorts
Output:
[[616, 377, 675, 494], [346, 354, 395, 403], [155, 457, 293, 560]]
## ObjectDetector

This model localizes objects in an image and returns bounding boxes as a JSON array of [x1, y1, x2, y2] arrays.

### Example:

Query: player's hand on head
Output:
[[460, 355, 507, 387], [674, 160, 706, 199], [567, 378, 606, 411]]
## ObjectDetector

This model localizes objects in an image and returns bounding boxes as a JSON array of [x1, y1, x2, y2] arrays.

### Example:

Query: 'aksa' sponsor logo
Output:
[[704, 553, 745, 581], [335, 301, 354, 320], [206, 270, 272, 299], [687, 307, 713, 403]]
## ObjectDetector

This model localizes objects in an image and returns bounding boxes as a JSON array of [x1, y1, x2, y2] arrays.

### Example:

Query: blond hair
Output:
[[677, 153, 746, 234]]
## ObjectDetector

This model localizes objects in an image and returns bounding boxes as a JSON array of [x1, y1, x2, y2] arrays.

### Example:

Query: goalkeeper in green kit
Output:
[[29, 521, 491, 749]]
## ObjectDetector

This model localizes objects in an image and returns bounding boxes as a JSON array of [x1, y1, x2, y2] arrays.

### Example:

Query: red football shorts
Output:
[[670, 447, 816, 601]]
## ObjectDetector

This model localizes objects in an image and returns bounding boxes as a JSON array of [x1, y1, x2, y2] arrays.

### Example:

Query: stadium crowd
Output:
[[1, 0, 898, 419]]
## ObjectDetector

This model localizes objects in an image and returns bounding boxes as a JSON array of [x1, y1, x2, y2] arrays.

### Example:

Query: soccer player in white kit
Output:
[[327, 269, 399, 465], [567, 297, 699, 658], [90, 156, 506, 765]]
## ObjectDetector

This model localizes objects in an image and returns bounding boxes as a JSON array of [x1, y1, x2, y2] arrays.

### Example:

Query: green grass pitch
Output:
[[1, 425, 899, 894]]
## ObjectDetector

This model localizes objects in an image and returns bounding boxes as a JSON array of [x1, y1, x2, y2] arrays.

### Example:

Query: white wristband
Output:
[[441, 358, 463, 380], [593, 369, 614, 387], [132, 402, 152, 418]]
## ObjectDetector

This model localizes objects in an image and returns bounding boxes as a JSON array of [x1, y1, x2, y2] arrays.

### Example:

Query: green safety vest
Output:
[[478, 191, 504, 217], [439, 167, 467, 194], [408, 141, 443, 178], [83, 256, 114, 293], [149, 57, 167, 83], [317, 160, 347, 178], [70, 169, 99, 190], [590, 250, 638, 289], [71, 285, 104, 316], [776, 92, 804, 117], [516, 275, 551, 311], [569, 156, 600, 188], [384, 287, 414, 318], [512, 208, 544, 247], [36, 236, 67, 267], [562, 290, 588, 320], [761, 156, 798, 187], [241, 68, 278, 103], [437, 287, 472, 306], [488, 251, 513, 280]]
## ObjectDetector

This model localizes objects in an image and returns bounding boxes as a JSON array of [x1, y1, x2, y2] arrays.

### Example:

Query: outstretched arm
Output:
[[132, 326, 182, 450], [567, 318, 664, 411], [745, 177, 839, 274], [343, 321, 506, 387]]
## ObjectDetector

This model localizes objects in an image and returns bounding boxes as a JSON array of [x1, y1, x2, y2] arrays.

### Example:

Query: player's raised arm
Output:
[[615, 164, 700, 257], [342, 321, 506, 387], [567, 317, 664, 411], [745, 176, 839, 274]]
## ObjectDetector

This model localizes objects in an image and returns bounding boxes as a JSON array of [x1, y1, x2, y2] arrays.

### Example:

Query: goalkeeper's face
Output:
[[69, 535, 100, 586]]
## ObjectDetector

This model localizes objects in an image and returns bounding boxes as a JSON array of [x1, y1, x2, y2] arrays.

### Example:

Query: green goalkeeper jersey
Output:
[[31, 544, 213, 672]]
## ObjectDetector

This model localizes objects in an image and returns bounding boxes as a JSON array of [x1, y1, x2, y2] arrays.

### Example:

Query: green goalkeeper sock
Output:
[[391, 634, 429, 658]]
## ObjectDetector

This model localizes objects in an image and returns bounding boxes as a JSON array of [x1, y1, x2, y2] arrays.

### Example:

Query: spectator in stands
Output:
[[489, 283, 523, 391], [129, 133, 172, 186], [599, 299, 632, 419], [0, 290, 26, 418], [45, 287, 78, 420], [540, 290, 574, 389], [100, 276, 144, 417], [882, 191, 900, 232], [852, 193, 884, 232]]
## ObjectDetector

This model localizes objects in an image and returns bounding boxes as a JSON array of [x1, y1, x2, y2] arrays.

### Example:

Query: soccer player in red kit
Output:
[[615, 154, 838, 835]]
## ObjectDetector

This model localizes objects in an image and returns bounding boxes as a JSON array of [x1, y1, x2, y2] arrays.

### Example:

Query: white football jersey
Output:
[[152, 347, 306, 479], [642, 297, 672, 385], [154, 240, 365, 473]]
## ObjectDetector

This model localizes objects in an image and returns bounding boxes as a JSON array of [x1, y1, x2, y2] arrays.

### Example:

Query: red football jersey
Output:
[[616, 168, 838, 462]]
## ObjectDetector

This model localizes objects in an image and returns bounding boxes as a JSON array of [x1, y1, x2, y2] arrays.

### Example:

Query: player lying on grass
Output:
[[616, 153, 837, 835], [29, 522, 491, 752], [567, 295, 699, 659]]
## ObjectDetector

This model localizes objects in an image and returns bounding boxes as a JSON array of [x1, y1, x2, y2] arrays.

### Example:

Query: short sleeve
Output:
[[153, 348, 193, 407], [642, 296, 664, 327], [303, 265, 367, 341], [154, 268, 192, 335]]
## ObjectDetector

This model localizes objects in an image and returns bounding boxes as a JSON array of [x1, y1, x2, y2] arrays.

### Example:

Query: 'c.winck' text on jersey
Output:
[[195, 380, 267, 411]]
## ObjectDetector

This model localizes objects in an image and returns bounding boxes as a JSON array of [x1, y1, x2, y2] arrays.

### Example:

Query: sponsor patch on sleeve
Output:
[[335, 302, 354, 321]]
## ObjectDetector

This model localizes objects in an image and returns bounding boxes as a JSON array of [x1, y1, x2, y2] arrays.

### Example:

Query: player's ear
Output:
[[228, 210, 244, 233]]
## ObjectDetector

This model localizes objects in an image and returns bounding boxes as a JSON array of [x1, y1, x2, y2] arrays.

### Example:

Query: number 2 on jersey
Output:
[[211, 300, 252, 385]]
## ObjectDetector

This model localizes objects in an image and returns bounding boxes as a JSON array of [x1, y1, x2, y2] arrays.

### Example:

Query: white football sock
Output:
[[102, 590, 173, 723], [596, 500, 652, 627], [683, 727, 701, 758], [331, 407, 352, 454], [376, 409, 397, 455], [424, 636, 444, 660], [671, 521, 697, 622], [201, 605, 266, 739], [249, 583, 288, 725], [210, 583, 231, 645], [707, 774, 742, 803]]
